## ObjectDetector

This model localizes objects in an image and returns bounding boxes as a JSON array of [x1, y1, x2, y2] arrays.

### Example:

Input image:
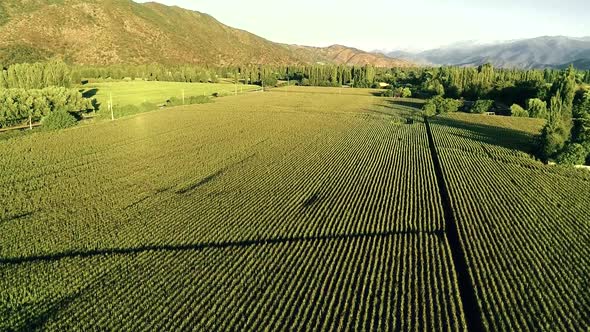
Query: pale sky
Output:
[[136, 0, 590, 52]]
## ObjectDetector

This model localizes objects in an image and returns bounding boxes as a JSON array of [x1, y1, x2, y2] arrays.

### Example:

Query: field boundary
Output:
[[424, 117, 484, 331]]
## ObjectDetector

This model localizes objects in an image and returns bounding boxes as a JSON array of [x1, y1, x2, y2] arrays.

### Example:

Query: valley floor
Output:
[[1, 87, 588, 330]]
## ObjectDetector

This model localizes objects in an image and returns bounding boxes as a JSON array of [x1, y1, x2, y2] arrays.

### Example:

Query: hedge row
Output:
[[0, 87, 94, 128]]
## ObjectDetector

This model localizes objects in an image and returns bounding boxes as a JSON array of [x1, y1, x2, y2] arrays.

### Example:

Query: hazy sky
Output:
[[136, 0, 590, 51]]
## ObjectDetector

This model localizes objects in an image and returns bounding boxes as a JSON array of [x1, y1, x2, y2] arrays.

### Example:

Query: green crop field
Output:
[[273, 85, 382, 96], [1, 87, 589, 330], [429, 115, 590, 331], [82, 81, 261, 107]]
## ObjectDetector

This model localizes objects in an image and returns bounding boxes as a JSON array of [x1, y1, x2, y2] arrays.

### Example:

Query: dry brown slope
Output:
[[0, 0, 412, 67], [286, 44, 413, 67]]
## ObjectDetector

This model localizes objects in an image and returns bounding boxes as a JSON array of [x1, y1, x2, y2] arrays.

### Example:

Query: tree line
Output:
[[538, 66, 590, 165], [71, 64, 381, 89], [2, 60, 589, 164], [0, 60, 71, 89], [420, 65, 590, 165], [0, 87, 94, 128], [0, 61, 93, 128], [69, 63, 590, 98]]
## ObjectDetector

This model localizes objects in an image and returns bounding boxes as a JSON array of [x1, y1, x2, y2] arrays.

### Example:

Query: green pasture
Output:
[[82, 81, 260, 107]]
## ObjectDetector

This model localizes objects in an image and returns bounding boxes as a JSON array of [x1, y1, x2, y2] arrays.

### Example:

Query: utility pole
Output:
[[182, 89, 185, 105], [110, 92, 114, 121], [29, 115, 32, 130]]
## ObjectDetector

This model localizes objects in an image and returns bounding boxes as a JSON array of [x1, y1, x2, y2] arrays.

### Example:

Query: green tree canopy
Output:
[[470, 100, 494, 114], [526, 98, 548, 119], [510, 104, 529, 117]]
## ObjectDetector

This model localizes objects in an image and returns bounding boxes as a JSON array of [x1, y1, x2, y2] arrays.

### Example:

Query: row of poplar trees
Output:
[[0, 60, 93, 128], [539, 66, 590, 164]]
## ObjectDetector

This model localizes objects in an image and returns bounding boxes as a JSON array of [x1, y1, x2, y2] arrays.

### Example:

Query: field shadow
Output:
[[1, 211, 34, 225], [18, 268, 111, 330], [81, 88, 99, 99], [302, 193, 321, 208], [424, 118, 484, 331], [175, 153, 256, 195], [0, 229, 445, 266], [362, 108, 401, 119], [370, 101, 424, 121], [431, 116, 537, 154], [389, 99, 426, 109], [22, 281, 93, 330], [176, 170, 223, 194]]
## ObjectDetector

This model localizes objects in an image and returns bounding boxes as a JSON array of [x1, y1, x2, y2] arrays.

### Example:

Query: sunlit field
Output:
[[1, 88, 588, 330]]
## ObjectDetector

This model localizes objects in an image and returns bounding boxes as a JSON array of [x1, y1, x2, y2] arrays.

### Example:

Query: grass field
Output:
[[82, 81, 261, 107], [1, 87, 588, 330]]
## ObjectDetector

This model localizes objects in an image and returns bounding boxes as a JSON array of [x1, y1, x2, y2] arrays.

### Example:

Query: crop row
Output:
[[1, 235, 464, 331], [429, 117, 590, 331], [0, 95, 444, 259], [0, 93, 465, 330]]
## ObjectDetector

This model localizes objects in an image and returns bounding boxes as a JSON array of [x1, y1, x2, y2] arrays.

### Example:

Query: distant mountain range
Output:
[[0, 0, 411, 67], [385, 36, 590, 69], [0, 1, 588, 70]]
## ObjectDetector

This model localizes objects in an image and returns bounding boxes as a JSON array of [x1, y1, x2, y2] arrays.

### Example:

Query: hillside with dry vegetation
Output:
[[0, 0, 411, 67]]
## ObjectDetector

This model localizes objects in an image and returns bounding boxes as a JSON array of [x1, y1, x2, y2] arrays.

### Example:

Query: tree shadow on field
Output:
[[362, 108, 401, 119], [367, 102, 423, 121], [430, 116, 538, 154], [301, 193, 321, 208], [0, 229, 445, 266], [19, 270, 109, 330], [81, 88, 98, 99], [388, 99, 426, 109], [377, 96, 537, 154]]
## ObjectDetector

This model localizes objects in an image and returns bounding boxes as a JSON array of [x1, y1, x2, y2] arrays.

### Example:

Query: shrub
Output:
[[116, 104, 140, 116], [426, 96, 463, 114], [391, 87, 412, 98], [262, 76, 278, 87], [583, 141, 590, 165], [527, 98, 548, 119], [422, 96, 463, 116], [381, 89, 394, 97], [41, 111, 77, 130], [555, 143, 588, 165], [470, 100, 494, 114], [401, 87, 412, 98], [111, 102, 158, 118], [437, 97, 462, 113], [422, 101, 437, 117], [421, 79, 444, 97], [167, 95, 210, 106], [510, 104, 529, 117], [539, 125, 568, 161]]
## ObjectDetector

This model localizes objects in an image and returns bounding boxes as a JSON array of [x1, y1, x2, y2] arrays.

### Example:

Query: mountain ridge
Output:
[[0, 0, 411, 67], [386, 36, 590, 69]]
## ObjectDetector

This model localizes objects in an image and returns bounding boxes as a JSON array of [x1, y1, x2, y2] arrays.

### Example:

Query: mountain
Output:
[[287, 45, 412, 67], [0, 0, 411, 67], [387, 36, 590, 69]]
